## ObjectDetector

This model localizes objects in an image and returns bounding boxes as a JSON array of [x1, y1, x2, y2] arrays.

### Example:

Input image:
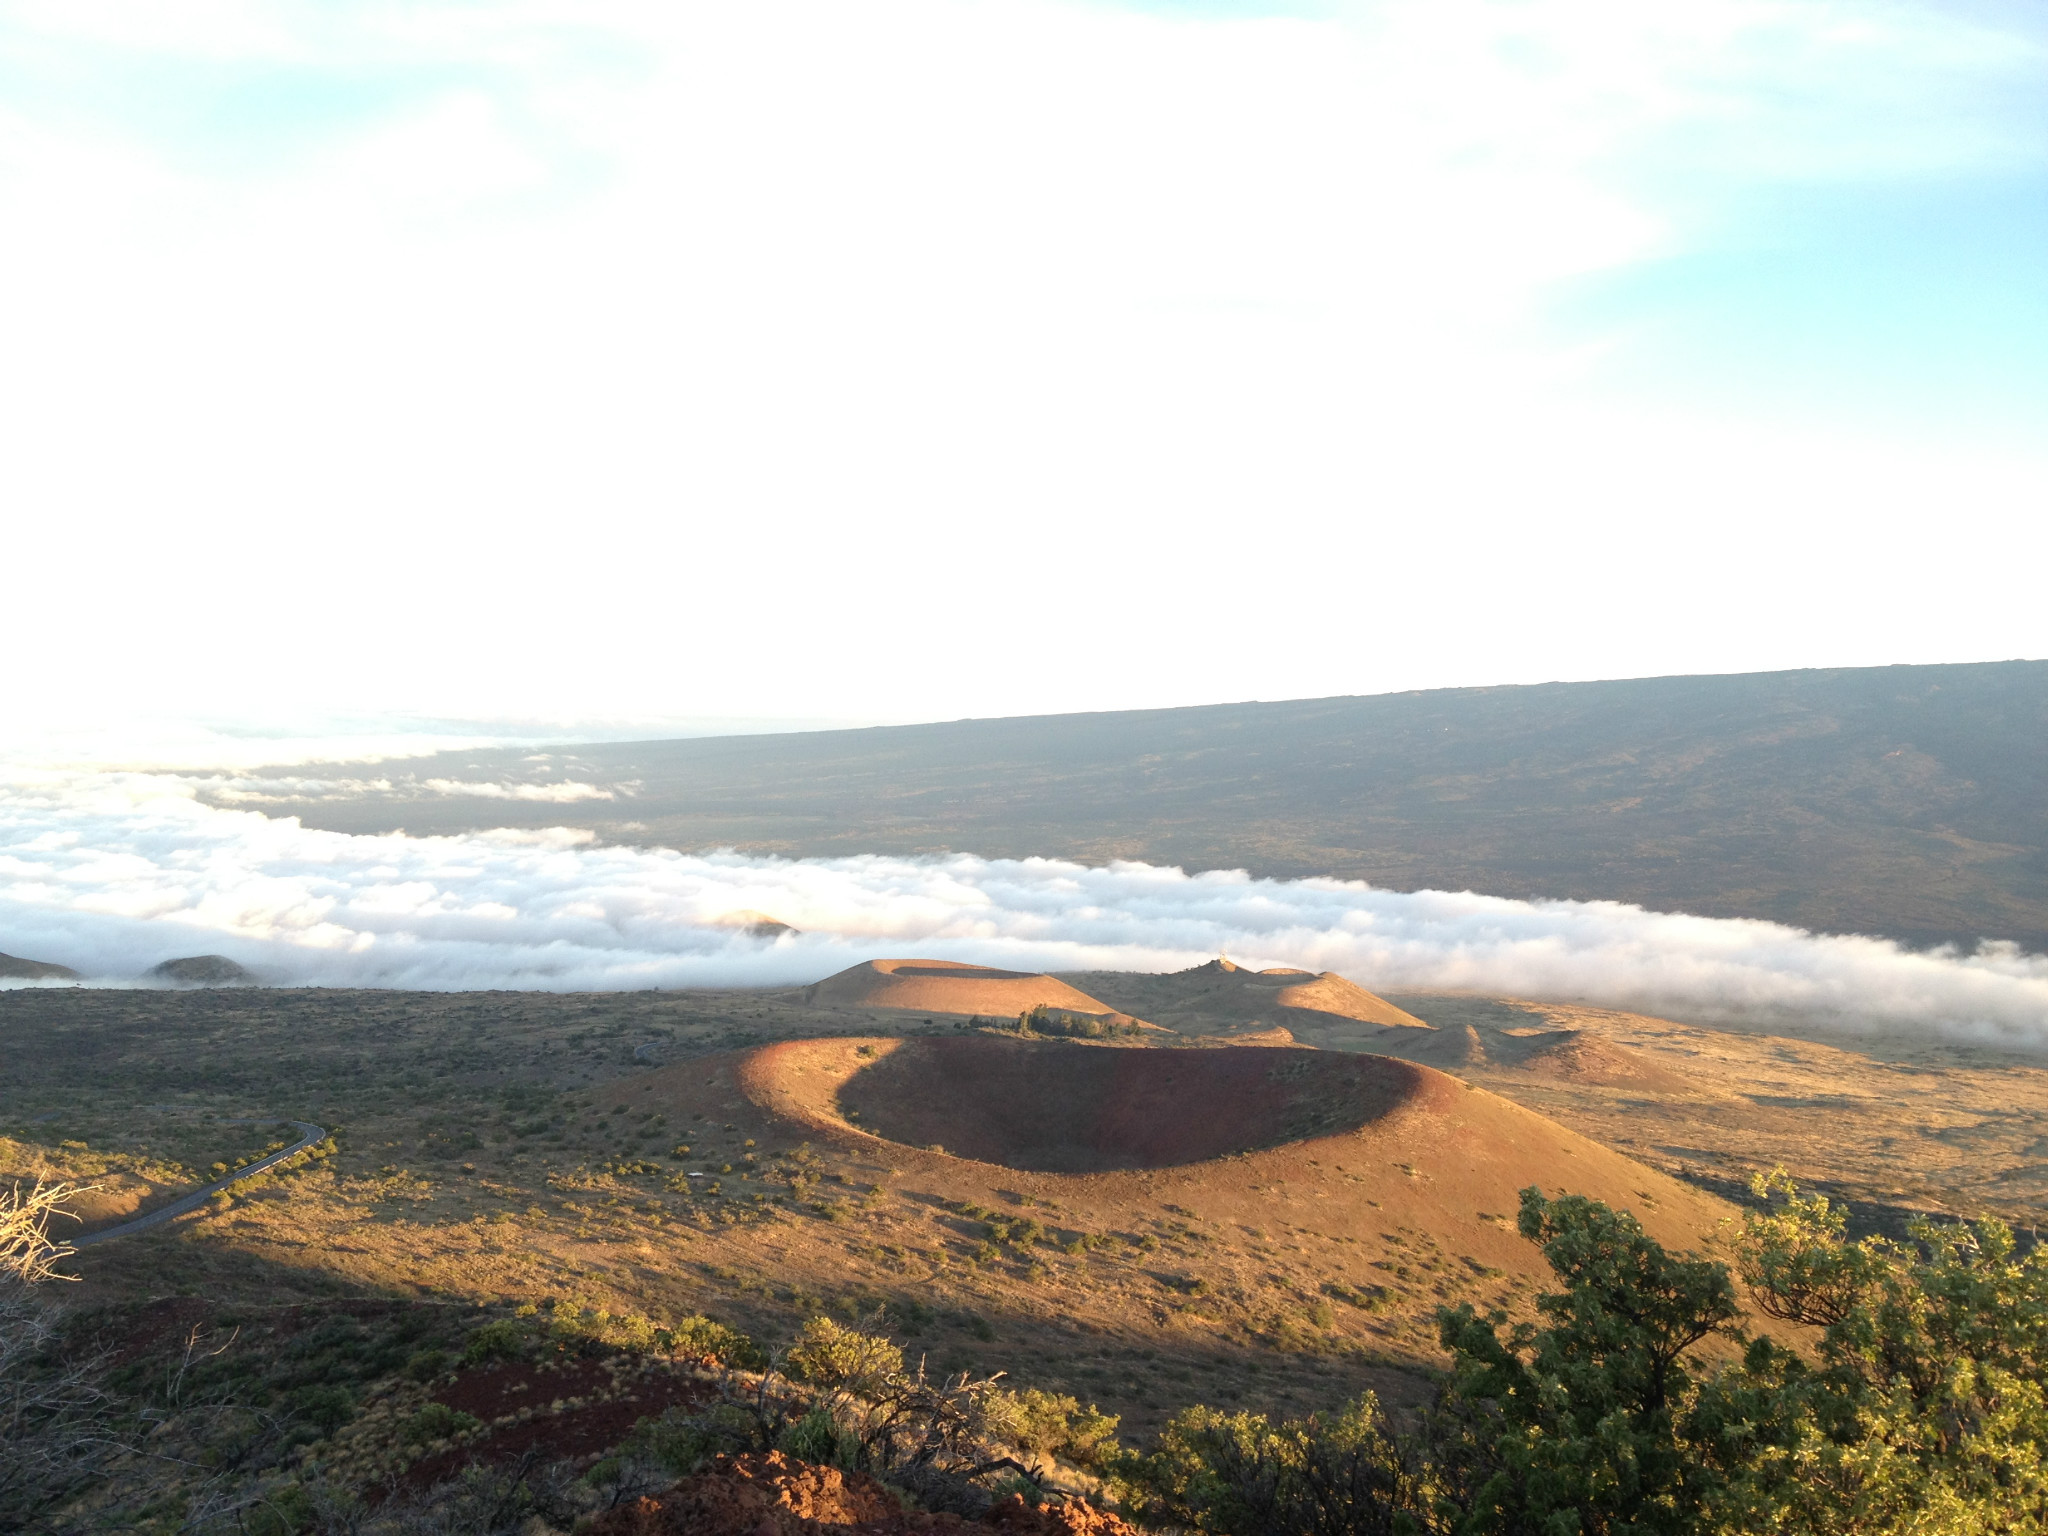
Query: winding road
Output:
[[72, 1120, 327, 1248]]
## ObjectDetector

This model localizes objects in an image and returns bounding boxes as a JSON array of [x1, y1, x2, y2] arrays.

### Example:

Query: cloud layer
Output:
[[4, 769, 2046, 1043]]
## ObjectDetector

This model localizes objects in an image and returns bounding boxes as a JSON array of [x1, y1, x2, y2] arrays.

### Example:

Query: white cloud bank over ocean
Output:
[[4, 769, 2046, 1043]]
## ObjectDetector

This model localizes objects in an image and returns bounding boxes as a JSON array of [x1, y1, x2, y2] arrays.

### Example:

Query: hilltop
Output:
[[804, 960, 1126, 1022], [0, 950, 79, 980], [1065, 959, 1427, 1040], [215, 660, 2048, 949]]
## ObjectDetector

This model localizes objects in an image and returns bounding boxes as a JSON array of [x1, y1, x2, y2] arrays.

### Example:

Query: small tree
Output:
[[1687, 1171, 2048, 1534], [1433, 1187, 1738, 1535], [1114, 1395, 1425, 1536]]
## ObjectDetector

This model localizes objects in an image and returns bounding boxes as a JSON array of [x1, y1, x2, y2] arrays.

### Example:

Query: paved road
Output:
[[72, 1120, 327, 1248]]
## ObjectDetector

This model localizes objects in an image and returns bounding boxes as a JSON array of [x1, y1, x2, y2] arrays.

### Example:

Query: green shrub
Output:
[[996, 1389, 1120, 1469], [1112, 1395, 1420, 1536], [1113, 1176, 2048, 1536], [659, 1315, 765, 1369], [461, 1319, 526, 1366], [404, 1347, 450, 1382], [785, 1317, 903, 1392], [290, 1384, 356, 1435], [402, 1403, 482, 1445], [779, 1406, 856, 1467], [240, 1483, 315, 1536]]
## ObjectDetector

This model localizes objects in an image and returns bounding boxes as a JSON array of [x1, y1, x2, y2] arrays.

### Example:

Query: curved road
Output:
[[73, 1120, 327, 1248]]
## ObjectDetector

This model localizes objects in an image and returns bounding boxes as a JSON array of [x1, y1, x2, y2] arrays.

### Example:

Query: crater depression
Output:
[[826, 1036, 1430, 1172]]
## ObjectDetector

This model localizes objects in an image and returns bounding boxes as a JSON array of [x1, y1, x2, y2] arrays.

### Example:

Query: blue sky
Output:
[[1, 0, 2044, 739], [1552, 171, 2048, 445]]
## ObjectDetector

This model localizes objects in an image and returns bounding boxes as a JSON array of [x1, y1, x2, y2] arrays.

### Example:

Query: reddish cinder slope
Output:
[[626, 1035, 1737, 1277], [804, 959, 1121, 1019]]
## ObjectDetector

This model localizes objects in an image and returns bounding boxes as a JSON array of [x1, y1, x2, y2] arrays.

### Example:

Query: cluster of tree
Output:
[[1008, 1005, 1137, 1039], [1115, 1174, 2048, 1535]]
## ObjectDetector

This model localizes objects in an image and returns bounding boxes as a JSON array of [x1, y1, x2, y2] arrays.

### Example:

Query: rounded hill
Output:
[[804, 959, 1120, 1019], [1178, 959, 1428, 1029], [147, 955, 255, 986], [0, 951, 80, 981]]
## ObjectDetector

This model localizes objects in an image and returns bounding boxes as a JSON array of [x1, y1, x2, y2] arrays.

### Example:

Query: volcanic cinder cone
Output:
[[617, 1034, 1738, 1291], [805, 959, 1124, 1020]]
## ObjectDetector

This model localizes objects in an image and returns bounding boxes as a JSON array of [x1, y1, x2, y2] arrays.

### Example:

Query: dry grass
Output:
[[3, 970, 2030, 1447]]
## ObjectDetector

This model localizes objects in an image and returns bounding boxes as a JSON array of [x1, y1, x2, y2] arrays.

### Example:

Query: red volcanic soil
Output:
[[401, 1354, 714, 1492], [1511, 1031, 1694, 1092], [586, 1452, 1142, 1536], [617, 1034, 1740, 1280], [805, 960, 1122, 1020], [819, 1035, 1435, 1173]]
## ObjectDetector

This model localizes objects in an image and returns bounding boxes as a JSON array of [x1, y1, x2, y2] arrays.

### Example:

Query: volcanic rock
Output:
[[583, 1453, 1143, 1536]]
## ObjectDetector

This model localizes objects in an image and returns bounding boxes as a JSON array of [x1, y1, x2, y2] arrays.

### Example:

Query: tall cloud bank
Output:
[[3, 770, 2046, 1043]]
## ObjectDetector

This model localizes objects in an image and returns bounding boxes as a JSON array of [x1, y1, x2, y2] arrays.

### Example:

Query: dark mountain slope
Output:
[[218, 661, 2048, 948]]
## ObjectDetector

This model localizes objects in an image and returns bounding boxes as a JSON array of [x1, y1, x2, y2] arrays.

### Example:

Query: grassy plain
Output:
[[1, 986, 1462, 1445], [7, 971, 2042, 1455]]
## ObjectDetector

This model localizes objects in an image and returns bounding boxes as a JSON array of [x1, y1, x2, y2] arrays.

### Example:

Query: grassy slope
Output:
[[217, 660, 2048, 949], [8, 976, 2044, 1452]]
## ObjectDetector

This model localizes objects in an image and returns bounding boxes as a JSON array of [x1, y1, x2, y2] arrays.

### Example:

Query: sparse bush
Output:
[[401, 1402, 482, 1445], [404, 1347, 450, 1382], [0, 1181, 117, 1527], [994, 1389, 1120, 1470], [1112, 1394, 1426, 1536], [238, 1481, 315, 1536], [659, 1315, 764, 1369], [461, 1318, 526, 1365], [764, 1318, 1047, 1496], [780, 1405, 857, 1467], [786, 1316, 905, 1392], [291, 1383, 356, 1435]]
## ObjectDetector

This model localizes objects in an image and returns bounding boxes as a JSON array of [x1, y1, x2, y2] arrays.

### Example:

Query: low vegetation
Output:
[[1115, 1175, 2048, 1535], [7, 981, 2047, 1531], [5, 1161, 2043, 1533]]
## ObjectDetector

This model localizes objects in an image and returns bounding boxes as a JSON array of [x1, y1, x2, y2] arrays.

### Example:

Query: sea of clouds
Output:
[[3, 767, 2047, 1044]]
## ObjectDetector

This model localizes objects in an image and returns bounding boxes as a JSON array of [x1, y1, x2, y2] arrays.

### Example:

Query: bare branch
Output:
[[0, 1179, 101, 1285]]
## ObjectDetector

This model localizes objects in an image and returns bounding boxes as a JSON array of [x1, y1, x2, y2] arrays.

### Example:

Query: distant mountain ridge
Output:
[[0, 951, 80, 980], [213, 661, 2048, 950]]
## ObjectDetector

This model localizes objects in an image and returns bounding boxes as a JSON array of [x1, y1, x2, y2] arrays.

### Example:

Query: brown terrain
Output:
[[624, 1030, 1734, 1259], [587, 1452, 1141, 1536], [1066, 959, 1428, 1038], [804, 961, 1129, 1024], [7, 957, 2045, 1529]]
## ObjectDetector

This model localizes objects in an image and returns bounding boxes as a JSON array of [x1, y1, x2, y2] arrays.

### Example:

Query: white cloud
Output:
[[3, 766, 2044, 1044], [0, 0, 2043, 726]]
